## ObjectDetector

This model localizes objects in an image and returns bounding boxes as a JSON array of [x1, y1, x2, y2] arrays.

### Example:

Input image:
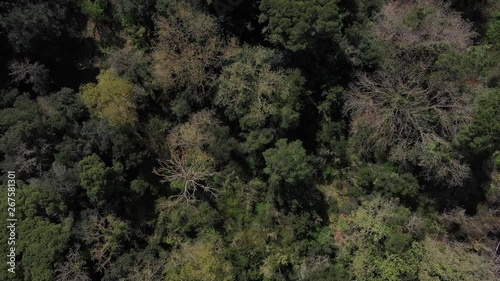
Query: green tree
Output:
[[485, 7, 500, 49], [1, 2, 73, 53], [353, 163, 420, 201], [263, 139, 312, 188], [335, 196, 423, 281], [18, 217, 72, 281], [216, 47, 305, 131], [164, 233, 234, 281], [419, 238, 497, 281], [0, 183, 73, 281], [335, 195, 498, 280], [80, 0, 106, 22], [106, 46, 152, 86], [455, 87, 500, 157], [17, 183, 68, 220], [0, 87, 87, 181], [152, 200, 221, 247], [78, 154, 115, 205], [259, 0, 341, 51]]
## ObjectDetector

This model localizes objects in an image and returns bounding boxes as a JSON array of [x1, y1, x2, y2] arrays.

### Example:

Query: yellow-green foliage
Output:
[[486, 152, 500, 204], [18, 217, 73, 281], [153, 4, 236, 93], [336, 196, 498, 281], [81, 69, 137, 125], [164, 234, 234, 281], [216, 47, 304, 130], [419, 238, 497, 281], [80, 0, 106, 21]]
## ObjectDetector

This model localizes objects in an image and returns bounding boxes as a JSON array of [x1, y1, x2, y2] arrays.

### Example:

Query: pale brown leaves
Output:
[[345, 67, 472, 186], [154, 110, 220, 203], [375, 0, 474, 51], [152, 5, 239, 98], [154, 147, 217, 203]]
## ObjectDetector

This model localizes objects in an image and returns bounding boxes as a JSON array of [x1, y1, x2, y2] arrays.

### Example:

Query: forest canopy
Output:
[[0, 0, 499, 280]]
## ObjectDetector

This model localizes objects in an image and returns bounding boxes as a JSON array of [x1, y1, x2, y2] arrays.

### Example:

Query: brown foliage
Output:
[[55, 245, 91, 281], [441, 208, 500, 276], [82, 214, 130, 272], [346, 69, 432, 149], [154, 146, 217, 203], [345, 66, 472, 186], [166, 110, 220, 151], [152, 4, 238, 97], [375, 0, 474, 51], [345, 67, 472, 149], [154, 110, 221, 203]]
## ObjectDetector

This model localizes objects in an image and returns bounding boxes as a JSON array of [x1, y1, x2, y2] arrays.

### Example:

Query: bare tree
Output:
[[345, 66, 472, 186], [152, 4, 238, 97], [14, 142, 48, 176], [343, 0, 481, 187], [31, 162, 79, 194], [126, 256, 165, 281], [345, 69, 433, 151], [55, 245, 91, 281], [345, 67, 471, 146], [154, 110, 221, 203], [154, 146, 217, 203], [374, 0, 474, 52], [82, 214, 130, 272], [413, 135, 470, 187], [441, 207, 500, 276], [297, 255, 330, 280], [8, 59, 49, 94]]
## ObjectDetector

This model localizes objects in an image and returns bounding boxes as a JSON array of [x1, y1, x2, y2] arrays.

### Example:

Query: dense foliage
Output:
[[0, 0, 499, 280]]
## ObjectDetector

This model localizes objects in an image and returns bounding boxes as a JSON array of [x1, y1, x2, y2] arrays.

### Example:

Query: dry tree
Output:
[[154, 146, 217, 203], [345, 69, 434, 152], [345, 66, 472, 186], [54, 245, 91, 281], [152, 4, 238, 98], [374, 0, 474, 51], [343, 0, 478, 187], [154, 110, 220, 203], [82, 214, 130, 272]]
